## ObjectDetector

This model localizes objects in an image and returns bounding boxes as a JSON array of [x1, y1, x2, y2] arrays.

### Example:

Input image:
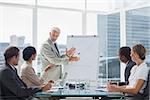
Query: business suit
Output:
[[0, 63, 41, 100], [124, 60, 136, 84], [40, 38, 69, 82], [20, 62, 44, 87]]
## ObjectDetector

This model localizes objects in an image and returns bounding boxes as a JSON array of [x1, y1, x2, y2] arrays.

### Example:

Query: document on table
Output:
[[47, 86, 63, 92]]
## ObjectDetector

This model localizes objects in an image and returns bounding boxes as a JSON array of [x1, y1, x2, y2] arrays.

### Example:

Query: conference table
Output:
[[36, 87, 125, 99]]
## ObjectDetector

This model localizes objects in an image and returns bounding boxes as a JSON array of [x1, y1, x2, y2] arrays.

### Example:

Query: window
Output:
[[0, 6, 32, 44], [87, 0, 116, 12], [97, 13, 120, 80], [37, 0, 85, 10], [0, 0, 149, 80], [0, 6, 32, 74], [37, 9, 82, 49], [86, 13, 98, 35], [126, 6, 150, 63], [0, 0, 35, 5]]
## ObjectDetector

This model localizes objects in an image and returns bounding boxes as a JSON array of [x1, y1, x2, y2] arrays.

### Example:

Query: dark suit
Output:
[[124, 60, 136, 84], [0, 63, 42, 100]]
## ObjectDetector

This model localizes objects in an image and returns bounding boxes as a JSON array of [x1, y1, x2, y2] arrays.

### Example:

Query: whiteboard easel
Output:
[[64, 35, 100, 80]]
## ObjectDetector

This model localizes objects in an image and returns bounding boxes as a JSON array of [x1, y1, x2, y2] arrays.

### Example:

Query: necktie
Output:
[[54, 43, 59, 54]]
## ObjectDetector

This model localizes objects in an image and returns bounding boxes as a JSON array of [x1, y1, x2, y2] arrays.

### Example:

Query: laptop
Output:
[[48, 72, 68, 92]]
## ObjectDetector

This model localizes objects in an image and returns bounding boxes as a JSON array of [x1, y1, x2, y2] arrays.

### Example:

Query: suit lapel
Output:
[[47, 39, 60, 57], [6, 64, 27, 87]]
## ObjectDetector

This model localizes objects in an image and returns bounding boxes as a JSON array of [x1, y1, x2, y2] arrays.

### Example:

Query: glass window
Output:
[[87, 0, 149, 12], [97, 13, 120, 80], [0, 0, 35, 5], [37, 9, 82, 48], [0, 6, 32, 46], [87, 0, 116, 12], [122, 0, 149, 8], [126, 6, 150, 63], [0, 6, 32, 74], [86, 13, 97, 35], [37, 0, 85, 10]]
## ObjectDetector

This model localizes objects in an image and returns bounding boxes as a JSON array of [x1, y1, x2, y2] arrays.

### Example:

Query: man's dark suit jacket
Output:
[[124, 60, 136, 84], [0, 63, 42, 100]]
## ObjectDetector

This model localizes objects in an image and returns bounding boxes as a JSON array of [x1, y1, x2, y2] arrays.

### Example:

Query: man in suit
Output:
[[0, 46, 52, 100], [40, 27, 79, 82], [118, 46, 136, 85]]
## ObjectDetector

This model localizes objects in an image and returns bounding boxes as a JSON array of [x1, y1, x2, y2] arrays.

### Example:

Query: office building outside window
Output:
[[97, 13, 120, 80], [126, 7, 150, 55]]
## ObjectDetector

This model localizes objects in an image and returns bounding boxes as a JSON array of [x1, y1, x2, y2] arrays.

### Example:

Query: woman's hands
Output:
[[107, 82, 120, 92], [41, 80, 54, 92], [44, 64, 55, 72]]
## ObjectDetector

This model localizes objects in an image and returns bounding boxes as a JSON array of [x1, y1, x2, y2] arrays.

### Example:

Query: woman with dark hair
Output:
[[107, 44, 149, 100], [20, 46, 54, 87]]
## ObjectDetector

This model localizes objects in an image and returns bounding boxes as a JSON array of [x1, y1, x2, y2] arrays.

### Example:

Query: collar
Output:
[[9, 64, 16, 70], [137, 61, 145, 67], [25, 62, 32, 67], [49, 38, 56, 44], [126, 60, 129, 65]]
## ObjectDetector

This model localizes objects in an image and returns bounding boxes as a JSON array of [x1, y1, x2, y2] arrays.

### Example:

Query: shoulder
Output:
[[139, 62, 149, 71], [137, 62, 149, 80], [127, 60, 136, 67], [0, 65, 14, 78], [21, 63, 29, 70], [137, 62, 149, 75], [21, 63, 32, 73], [130, 60, 136, 65], [130, 65, 137, 73], [24, 65, 33, 72], [42, 39, 52, 45], [41, 39, 52, 49]]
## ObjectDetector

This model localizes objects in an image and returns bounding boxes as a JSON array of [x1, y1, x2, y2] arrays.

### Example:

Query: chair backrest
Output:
[[126, 69, 150, 100], [142, 69, 150, 100]]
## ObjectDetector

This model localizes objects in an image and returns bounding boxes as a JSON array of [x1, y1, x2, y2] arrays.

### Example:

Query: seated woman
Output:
[[20, 46, 54, 87], [107, 44, 149, 100]]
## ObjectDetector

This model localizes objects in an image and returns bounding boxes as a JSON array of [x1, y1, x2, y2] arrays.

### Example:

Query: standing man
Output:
[[0, 46, 52, 100], [118, 46, 136, 84], [40, 27, 79, 82]]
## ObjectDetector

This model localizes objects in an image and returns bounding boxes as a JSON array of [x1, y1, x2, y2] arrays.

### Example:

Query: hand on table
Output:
[[41, 82, 52, 92], [106, 82, 119, 92]]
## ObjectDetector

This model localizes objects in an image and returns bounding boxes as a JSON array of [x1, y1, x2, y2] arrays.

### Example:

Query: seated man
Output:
[[118, 46, 136, 85], [0, 46, 52, 100]]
